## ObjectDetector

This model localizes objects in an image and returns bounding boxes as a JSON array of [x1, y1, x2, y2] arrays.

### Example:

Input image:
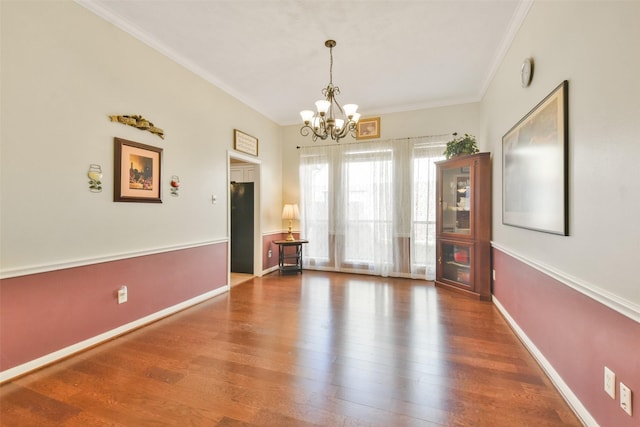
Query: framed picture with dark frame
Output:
[[502, 80, 568, 235], [356, 117, 380, 140], [114, 137, 163, 203]]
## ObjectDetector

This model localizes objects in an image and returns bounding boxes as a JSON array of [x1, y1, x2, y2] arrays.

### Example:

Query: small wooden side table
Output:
[[272, 239, 309, 274]]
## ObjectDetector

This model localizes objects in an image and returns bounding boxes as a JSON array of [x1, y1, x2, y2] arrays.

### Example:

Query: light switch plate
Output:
[[604, 367, 616, 399], [118, 286, 128, 304]]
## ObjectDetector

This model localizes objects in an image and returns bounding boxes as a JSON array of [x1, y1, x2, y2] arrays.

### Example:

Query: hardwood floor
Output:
[[230, 272, 255, 288], [0, 271, 582, 426]]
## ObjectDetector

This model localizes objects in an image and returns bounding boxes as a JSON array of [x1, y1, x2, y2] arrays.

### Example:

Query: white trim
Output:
[[228, 149, 263, 166], [492, 242, 640, 323], [267, 229, 299, 236], [0, 286, 229, 384], [74, 1, 279, 125], [0, 239, 227, 280], [262, 265, 279, 275], [493, 297, 599, 427], [477, 0, 534, 99]]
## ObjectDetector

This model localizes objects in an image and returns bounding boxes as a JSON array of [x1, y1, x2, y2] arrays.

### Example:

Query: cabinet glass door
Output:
[[439, 241, 473, 287], [440, 166, 471, 235]]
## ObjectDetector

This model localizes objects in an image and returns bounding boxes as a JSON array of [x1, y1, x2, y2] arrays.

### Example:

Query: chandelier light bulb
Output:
[[300, 110, 314, 124], [343, 104, 358, 118], [315, 100, 330, 115]]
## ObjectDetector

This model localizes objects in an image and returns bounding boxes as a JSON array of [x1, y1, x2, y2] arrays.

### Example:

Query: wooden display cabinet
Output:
[[435, 152, 491, 300]]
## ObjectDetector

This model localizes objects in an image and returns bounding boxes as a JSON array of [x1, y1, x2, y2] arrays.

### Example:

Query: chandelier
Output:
[[299, 40, 360, 142]]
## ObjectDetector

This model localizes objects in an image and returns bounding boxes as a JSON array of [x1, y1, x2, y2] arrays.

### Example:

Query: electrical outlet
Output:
[[268, 249, 272, 258], [118, 286, 128, 304], [492, 269, 496, 280], [620, 382, 632, 416], [604, 367, 616, 399]]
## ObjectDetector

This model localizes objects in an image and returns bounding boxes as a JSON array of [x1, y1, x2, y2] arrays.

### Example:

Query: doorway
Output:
[[228, 152, 261, 286]]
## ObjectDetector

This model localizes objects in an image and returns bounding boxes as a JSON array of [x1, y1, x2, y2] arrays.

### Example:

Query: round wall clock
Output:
[[521, 58, 533, 87]]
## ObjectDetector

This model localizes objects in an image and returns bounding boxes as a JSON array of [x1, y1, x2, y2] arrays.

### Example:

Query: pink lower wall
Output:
[[262, 232, 300, 272], [493, 248, 639, 427], [262, 233, 281, 271], [0, 242, 228, 374]]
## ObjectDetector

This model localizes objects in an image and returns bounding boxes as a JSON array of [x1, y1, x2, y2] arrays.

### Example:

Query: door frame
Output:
[[227, 150, 262, 282]]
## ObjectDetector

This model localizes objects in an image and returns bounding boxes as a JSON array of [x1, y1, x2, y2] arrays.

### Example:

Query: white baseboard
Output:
[[0, 286, 229, 384], [493, 297, 599, 427], [262, 265, 279, 275]]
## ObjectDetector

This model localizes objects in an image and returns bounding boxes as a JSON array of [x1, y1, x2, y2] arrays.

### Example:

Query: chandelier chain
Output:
[[329, 44, 333, 85]]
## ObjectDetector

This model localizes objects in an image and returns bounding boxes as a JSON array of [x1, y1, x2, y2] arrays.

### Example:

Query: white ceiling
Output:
[[78, 0, 532, 126]]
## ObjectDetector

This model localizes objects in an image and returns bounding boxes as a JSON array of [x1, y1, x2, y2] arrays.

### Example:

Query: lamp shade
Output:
[[282, 204, 300, 220], [300, 110, 314, 124], [343, 104, 358, 117], [315, 100, 331, 114]]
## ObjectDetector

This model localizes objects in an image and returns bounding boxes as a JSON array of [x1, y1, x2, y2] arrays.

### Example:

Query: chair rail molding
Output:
[[1, 239, 227, 279], [491, 242, 640, 323]]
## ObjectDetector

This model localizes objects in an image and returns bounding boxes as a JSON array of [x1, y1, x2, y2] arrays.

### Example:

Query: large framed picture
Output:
[[502, 80, 568, 235], [114, 137, 162, 203], [356, 117, 380, 140]]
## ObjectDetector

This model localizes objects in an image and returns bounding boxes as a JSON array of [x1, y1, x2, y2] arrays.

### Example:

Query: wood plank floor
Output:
[[0, 271, 582, 426], [230, 273, 255, 288]]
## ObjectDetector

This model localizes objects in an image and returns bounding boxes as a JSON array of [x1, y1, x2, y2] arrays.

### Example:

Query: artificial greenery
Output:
[[443, 133, 479, 159]]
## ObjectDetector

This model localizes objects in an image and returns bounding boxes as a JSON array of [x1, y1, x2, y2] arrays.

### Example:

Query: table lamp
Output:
[[282, 204, 300, 241]]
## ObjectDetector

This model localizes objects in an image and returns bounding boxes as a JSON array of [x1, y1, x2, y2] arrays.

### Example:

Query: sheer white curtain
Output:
[[411, 140, 446, 279], [299, 136, 445, 279]]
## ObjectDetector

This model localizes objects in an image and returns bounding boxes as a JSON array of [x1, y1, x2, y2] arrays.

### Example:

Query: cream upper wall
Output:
[[0, 1, 283, 272], [281, 103, 481, 206], [481, 1, 640, 309]]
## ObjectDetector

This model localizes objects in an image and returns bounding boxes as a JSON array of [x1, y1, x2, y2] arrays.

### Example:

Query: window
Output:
[[300, 137, 444, 279], [344, 149, 393, 266]]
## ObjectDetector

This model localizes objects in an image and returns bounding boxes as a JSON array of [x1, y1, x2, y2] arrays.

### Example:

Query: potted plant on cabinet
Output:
[[443, 133, 479, 159]]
